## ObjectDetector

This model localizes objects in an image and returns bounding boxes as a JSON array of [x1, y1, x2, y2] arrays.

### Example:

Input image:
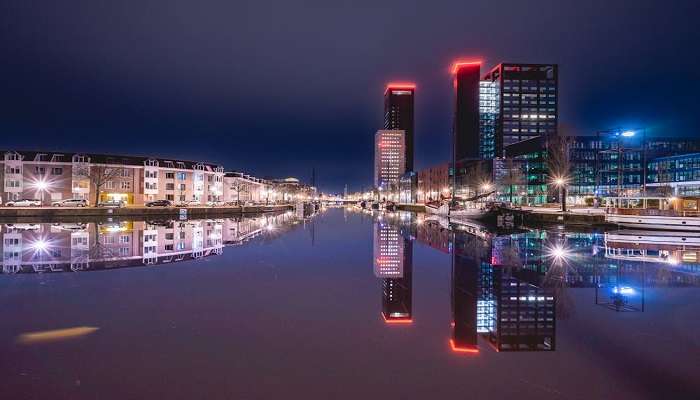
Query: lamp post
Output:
[[555, 177, 566, 212], [36, 180, 49, 207]]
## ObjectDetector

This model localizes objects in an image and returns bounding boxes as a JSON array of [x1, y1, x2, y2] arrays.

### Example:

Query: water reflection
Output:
[[1, 211, 316, 274], [368, 209, 700, 355], [374, 214, 413, 323]]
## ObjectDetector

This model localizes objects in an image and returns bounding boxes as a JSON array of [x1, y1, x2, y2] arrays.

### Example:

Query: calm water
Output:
[[1, 208, 699, 399]]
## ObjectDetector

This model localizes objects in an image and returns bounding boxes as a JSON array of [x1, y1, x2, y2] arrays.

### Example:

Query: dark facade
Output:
[[451, 234, 482, 353], [384, 84, 415, 173], [382, 239, 413, 323], [453, 62, 481, 162], [481, 63, 558, 159]]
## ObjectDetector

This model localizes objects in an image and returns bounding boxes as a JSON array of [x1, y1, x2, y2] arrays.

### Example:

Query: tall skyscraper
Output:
[[373, 219, 413, 323], [451, 250, 479, 353], [384, 83, 415, 172], [481, 63, 558, 158], [374, 129, 406, 193], [452, 61, 482, 163]]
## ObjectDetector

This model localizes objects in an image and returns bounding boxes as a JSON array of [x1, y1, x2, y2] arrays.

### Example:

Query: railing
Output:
[[607, 208, 700, 217]]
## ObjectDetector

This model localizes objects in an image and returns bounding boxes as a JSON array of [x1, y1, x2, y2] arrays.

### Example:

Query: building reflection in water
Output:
[[451, 230, 556, 354], [373, 215, 413, 323], [1, 211, 313, 274]]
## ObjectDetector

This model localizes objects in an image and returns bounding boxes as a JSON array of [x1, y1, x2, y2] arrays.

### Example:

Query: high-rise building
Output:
[[481, 63, 558, 159], [384, 83, 415, 172], [452, 61, 482, 163], [373, 220, 413, 323], [451, 248, 480, 353], [374, 130, 406, 194]]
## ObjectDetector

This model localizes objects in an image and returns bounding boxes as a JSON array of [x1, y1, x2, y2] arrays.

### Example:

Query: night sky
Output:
[[2, 1, 698, 192]]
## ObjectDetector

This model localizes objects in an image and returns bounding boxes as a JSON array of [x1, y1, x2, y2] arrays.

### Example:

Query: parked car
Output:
[[206, 201, 225, 207], [5, 223, 40, 230], [175, 200, 201, 207], [5, 199, 41, 207], [145, 199, 173, 207], [52, 198, 89, 207], [98, 200, 126, 208]]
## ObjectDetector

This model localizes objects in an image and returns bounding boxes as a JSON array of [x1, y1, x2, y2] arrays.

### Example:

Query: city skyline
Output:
[[2, 1, 698, 192]]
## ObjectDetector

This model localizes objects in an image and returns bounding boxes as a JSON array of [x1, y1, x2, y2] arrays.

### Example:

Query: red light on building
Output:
[[381, 312, 413, 324], [449, 339, 479, 354], [451, 60, 482, 74], [384, 82, 416, 94]]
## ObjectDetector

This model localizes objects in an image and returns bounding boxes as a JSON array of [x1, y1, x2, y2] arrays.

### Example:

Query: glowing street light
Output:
[[552, 175, 568, 212], [31, 239, 49, 252], [621, 130, 636, 137], [546, 243, 572, 266]]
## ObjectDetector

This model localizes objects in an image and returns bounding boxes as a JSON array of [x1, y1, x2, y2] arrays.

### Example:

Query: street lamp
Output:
[[553, 176, 567, 212], [34, 179, 49, 206]]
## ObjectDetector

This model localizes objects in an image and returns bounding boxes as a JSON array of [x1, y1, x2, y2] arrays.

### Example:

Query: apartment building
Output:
[[222, 172, 270, 204], [1, 150, 225, 206], [1, 213, 304, 274]]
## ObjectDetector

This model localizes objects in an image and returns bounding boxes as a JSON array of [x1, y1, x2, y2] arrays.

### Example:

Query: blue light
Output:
[[612, 286, 636, 295]]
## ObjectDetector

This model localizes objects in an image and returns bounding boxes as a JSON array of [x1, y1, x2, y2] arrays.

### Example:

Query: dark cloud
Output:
[[1, 0, 698, 192]]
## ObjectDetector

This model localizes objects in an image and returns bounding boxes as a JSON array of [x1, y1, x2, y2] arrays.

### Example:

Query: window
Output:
[[177, 172, 186, 181], [164, 244, 174, 251], [166, 194, 174, 201], [119, 247, 130, 256], [72, 237, 88, 246], [179, 184, 186, 191], [121, 181, 131, 190], [166, 183, 175, 190], [145, 182, 157, 190], [104, 181, 115, 190], [145, 170, 158, 179], [35, 166, 46, 175], [165, 233, 174, 240], [50, 167, 63, 175], [166, 172, 175, 179], [120, 235, 130, 244]]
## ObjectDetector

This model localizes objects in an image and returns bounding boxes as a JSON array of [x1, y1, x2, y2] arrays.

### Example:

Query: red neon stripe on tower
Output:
[[451, 60, 482, 74]]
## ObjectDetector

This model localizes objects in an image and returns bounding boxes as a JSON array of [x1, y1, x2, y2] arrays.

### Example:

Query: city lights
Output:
[[621, 130, 636, 137], [31, 239, 49, 252], [546, 243, 572, 264]]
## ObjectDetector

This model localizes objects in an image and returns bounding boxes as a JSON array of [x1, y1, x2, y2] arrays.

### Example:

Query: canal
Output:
[[1, 207, 699, 399]]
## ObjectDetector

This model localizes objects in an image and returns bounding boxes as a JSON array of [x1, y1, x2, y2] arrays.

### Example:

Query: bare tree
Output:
[[547, 132, 573, 210], [229, 180, 249, 205], [461, 161, 491, 198], [81, 165, 125, 207], [498, 158, 525, 204]]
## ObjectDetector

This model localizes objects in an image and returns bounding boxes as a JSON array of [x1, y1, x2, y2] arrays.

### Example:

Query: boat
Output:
[[604, 196, 700, 231], [384, 201, 397, 211], [604, 229, 700, 267], [425, 200, 490, 219]]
